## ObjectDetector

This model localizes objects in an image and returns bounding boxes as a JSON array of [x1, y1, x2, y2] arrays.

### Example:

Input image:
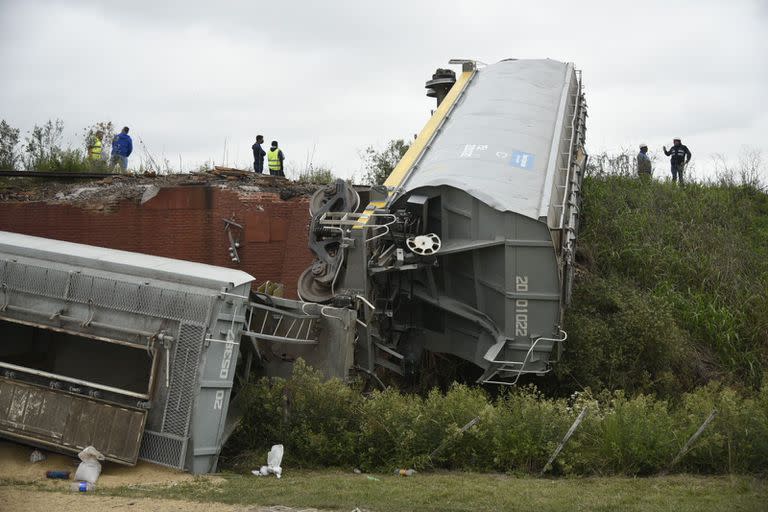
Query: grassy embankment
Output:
[[557, 174, 768, 396]]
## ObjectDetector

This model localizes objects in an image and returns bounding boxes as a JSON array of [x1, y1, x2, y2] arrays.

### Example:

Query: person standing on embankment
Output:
[[663, 138, 691, 185]]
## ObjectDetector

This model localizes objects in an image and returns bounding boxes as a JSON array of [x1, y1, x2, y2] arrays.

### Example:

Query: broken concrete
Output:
[[0, 170, 320, 209]]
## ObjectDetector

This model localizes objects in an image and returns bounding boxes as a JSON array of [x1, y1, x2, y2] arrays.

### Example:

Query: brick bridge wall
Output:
[[0, 186, 313, 298]]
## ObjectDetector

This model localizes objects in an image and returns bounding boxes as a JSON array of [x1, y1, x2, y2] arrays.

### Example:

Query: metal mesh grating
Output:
[[136, 285, 163, 316], [162, 323, 204, 437], [2, 260, 69, 299], [139, 430, 187, 469], [67, 272, 94, 303], [90, 276, 119, 308], [62, 272, 212, 325], [111, 280, 141, 311]]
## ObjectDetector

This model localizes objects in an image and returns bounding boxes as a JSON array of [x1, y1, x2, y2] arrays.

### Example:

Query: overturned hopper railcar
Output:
[[0, 231, 254, 472], [297, 58, 587, 384], [0, 231, 357, 473]]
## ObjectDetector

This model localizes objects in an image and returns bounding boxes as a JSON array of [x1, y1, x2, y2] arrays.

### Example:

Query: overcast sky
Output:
[[1, 0, 767, 180]]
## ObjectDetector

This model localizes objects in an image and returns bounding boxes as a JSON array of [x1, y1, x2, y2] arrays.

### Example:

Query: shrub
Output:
[[226, 360, 362, 469], [565, 392, 678, 475], [483, 386, 572, 473], [224, 362, 768, 476], [559, 274, 693, 395], [294, 165, 336, 184], [677, 381, 768, 473]]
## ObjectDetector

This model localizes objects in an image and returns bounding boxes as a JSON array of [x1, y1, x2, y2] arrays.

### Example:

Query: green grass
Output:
[[6, 472, 766, 512], [554, 175, 768, 395]]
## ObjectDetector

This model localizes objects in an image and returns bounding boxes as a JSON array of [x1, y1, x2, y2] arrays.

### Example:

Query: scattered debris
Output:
[[140, 184, 160, 204], [395, 469, 417, 477], [29, 449, 46, 463], [352, 468, 362, 474], [45, 470, 70, 479], [213, 166, 251, 179], [0, 172, 320, 207], [251, 444, 284, 479], [74, 446, 105, 484], [70, 481, 96, 492], [365, 476, 380, 482], [223, 218, 243, 263]]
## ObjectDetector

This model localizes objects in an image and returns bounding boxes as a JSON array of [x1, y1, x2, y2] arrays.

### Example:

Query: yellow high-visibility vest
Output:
[[267, 148, 282, 171], [88, 138, 103, 160]]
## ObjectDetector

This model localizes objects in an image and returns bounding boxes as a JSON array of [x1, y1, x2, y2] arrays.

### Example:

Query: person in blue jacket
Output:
[[110, 126, 133, 171]]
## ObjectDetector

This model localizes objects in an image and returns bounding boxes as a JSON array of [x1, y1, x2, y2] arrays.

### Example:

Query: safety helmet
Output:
[[639, 143, 648, 149]]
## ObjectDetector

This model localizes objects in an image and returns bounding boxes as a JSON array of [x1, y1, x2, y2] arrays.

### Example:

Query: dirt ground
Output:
[[0, 441, 324, 512], [0, 440, 197, 488], [0, 488, 251, 512], [0, 488, 326, 512]]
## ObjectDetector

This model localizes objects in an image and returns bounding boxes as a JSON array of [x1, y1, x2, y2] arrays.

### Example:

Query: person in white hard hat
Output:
[[637, 143, 652, 179]]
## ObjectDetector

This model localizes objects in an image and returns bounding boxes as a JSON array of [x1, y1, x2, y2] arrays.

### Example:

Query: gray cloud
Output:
[[1, 0, 766, 179]]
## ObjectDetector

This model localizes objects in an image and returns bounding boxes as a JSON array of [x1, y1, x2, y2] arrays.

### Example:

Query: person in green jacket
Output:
[[87, 131, 104, 162], [267, 141, 285, 177]]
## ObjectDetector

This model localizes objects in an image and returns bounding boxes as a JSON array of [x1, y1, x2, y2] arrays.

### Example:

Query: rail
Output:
[[0, 170, 123, 179], [554, 69, 583, 231]]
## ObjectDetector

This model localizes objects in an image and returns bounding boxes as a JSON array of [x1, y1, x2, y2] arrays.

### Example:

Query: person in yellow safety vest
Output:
[[267, 140, 285, 177], [87, 131, 104, 162]]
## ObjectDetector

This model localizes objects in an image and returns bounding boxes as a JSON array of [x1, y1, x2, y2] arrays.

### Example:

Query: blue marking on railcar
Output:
[[510, 151, 535, 170]]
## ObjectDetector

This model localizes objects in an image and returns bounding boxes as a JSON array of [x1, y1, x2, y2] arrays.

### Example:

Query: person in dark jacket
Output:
[[252, 135, 266, 173], [267, 141, 285, 177], [663, 138, 691, 185], [110, 126, 133, 171]]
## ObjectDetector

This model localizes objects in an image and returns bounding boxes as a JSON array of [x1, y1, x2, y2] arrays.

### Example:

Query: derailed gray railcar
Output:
[[0, 231, 253, 472], [299, 58, 587, 384]]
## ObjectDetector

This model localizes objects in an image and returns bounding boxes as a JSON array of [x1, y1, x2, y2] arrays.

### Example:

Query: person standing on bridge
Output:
[[267, 140, 285, 177], [252, 135, 266, 174], [663, 138, 691, 185], [87, 131, 104, 163], [110, 126, 133, 172], [637, 143, 652, 179]]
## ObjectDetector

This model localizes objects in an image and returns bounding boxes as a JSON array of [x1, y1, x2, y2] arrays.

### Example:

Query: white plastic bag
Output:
[[29, 449, 46, 463], [251, 444, 284, 478], [74, 446, 105, 484]]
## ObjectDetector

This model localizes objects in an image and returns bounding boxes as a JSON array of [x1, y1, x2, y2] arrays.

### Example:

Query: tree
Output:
[[0, 120, 20, 170], [23, 119, 64, 170], [361, 139, 409, 185]]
